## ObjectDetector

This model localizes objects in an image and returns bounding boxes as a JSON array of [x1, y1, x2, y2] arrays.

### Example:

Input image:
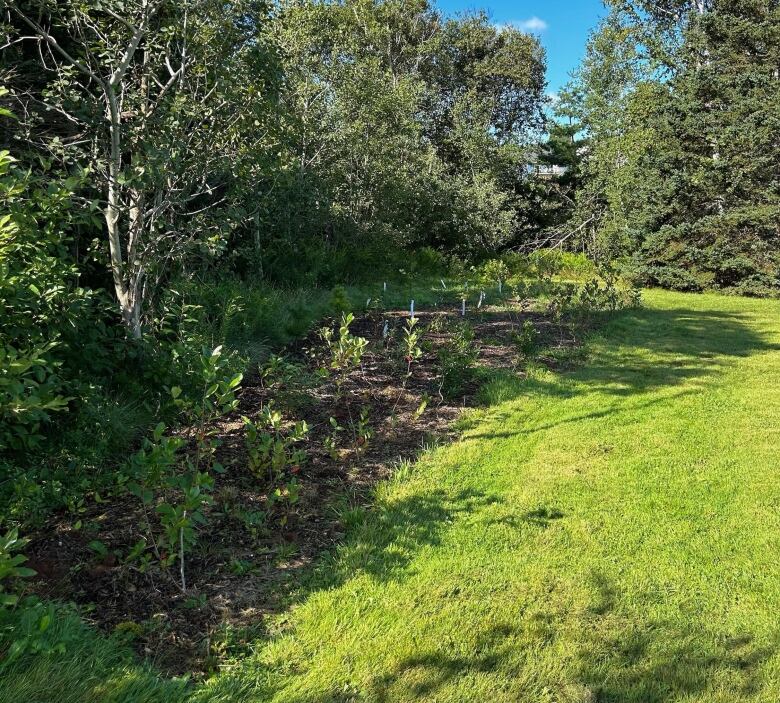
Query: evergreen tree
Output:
[[571, 0, 780, 294]]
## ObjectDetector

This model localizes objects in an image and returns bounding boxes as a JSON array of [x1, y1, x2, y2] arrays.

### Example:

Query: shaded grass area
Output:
[[6, 289, 780, 701], [0, 606, 189, 703]]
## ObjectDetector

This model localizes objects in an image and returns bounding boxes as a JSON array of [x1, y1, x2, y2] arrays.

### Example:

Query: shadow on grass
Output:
[[307, 488, 503, 588], [351, 606, 778, 703], [571, 571, 780, 703], [466, 305, 778, 440]]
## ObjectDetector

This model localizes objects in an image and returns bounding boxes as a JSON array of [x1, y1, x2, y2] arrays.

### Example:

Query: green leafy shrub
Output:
[[0, 344, 70, 452], [126, 346, 242, 591], [478, 259, 510, 289], [243, 404, 309, 483], [513, 321, 539, 358], [437, 321, 479, 398], [320, 313, 369, 395], [400, 317, 424, 377], [0, 528, 35, 608], [0, 149, 107, 456]]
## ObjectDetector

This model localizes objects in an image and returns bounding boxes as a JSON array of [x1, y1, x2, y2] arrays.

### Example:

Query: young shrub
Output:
[[437, 321, 479, 399], [324, 417, 344, 460], [243, 405, 309, 483], [320, 313, 369, 395], [479, 259, 510, 294], [352, 406, 373, 456], [513, 321, 539, 359], [0, 343, 70, 453], [400, 317, 424, 379], [126, 346, 243, 592]]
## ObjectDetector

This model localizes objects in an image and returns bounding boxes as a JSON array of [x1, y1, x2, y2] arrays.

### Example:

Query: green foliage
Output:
[[400, 318, 424, 376], [324, 417, 344, 460], [0, 344, 70, 452], [568, 2, 780, 294], [352, 406, 373, 456], [513, 321, 539, 358], [126, 347, 242, 590], [0, 149, 107, 455], [546, 270, 642, 321], [0, 529, 35, 608], [243, 405, 309, 483], [478, 259, 510, 288], [437, 321, 479, 398], [320, 313, 369, 394], [329, 286, 352, 316]]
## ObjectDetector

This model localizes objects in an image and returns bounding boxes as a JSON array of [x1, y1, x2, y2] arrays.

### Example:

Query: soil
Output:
[[25, 298, 580, 676]]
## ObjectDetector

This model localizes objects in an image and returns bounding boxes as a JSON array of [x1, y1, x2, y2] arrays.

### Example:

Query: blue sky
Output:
[[435, 0, 606, 96]]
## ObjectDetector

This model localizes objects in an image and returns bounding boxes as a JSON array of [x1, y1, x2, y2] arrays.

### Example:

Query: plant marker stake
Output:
[[383, 282, 387, 293], [382, 320, 389, 339], [366, 298, 371, 308], [478, 291, 484, 309], [461, 298, 466, 317], [440, 279, 447, 289], [410, 300, 415, 321]]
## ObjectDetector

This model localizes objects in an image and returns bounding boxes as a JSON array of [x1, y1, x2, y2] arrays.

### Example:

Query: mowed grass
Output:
[[197, 289, 780, 703], [5, 289, 780, 702]]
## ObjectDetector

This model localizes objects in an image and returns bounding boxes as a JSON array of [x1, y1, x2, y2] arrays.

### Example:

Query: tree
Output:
[[568, 0, 779, 292], [3, 0, 281, 335]]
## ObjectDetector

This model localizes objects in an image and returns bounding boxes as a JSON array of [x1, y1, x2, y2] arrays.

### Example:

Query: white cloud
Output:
[[515, 16, 549, 32]]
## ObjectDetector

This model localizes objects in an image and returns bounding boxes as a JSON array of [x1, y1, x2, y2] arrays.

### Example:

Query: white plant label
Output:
[[410, 300, 415, 320], [382, 320, 389, 339], [461, 298, 466, 316]]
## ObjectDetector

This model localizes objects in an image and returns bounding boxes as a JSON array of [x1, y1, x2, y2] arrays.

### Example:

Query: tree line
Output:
[[1, 0, 549, 337]]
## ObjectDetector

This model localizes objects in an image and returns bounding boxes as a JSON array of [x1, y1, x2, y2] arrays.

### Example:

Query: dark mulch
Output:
[[25, 299, 579, 675]]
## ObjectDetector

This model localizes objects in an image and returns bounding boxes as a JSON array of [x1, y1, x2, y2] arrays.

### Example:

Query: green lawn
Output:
[[5, 289, 780, 702], [198, 289, 780, 702]]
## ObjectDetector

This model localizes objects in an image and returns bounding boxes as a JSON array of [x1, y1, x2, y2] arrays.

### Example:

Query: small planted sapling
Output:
[[127, 346, 243, 592], [243, 404, 309, 483], [320, 312, 369, 396], [259, 354, 299, 390], [352, 406, 373, 456], [401, 317, 423, 379], [268, 477, 301, 526], [324, 416, 344, 460], [437, 321, 479, 399], [513, 320, 539, 359]]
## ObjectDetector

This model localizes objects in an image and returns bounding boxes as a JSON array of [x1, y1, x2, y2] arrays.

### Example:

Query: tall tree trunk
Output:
[[105, 85, 143, 338]]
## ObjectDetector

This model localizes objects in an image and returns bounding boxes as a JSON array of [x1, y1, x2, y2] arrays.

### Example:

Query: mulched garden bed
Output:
[[24, 297, 579, 676]]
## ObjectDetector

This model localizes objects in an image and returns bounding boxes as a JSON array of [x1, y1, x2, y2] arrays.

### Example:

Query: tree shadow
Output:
[[304, 488, 503, 589], [572, 573, 779, 703], [466, 305, 777, 441], [569, 306, 777, 395], [346, 573, 779, 703], [363, 623, 519, 703]]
